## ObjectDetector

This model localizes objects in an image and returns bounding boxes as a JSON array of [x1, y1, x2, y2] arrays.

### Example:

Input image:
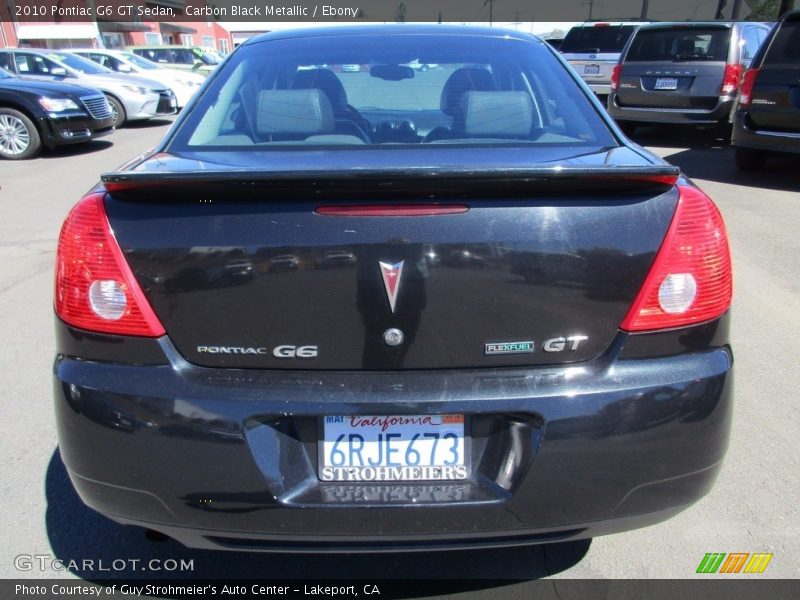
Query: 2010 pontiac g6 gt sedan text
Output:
[[53, 26, 733, 552]]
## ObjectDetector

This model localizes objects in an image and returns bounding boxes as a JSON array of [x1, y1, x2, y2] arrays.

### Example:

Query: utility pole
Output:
[[640, 0, 649, 20]]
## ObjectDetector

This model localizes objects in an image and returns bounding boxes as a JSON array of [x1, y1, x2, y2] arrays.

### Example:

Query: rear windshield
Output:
[[626, 27, 731, 62], [169, 33, 615, 150], [762, 20, 800, 66], [560, 25, 637, 53]]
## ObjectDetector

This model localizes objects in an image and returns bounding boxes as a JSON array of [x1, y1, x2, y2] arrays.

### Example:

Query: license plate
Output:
[[584, 64, 600, 75], [655, 77, 679, 90], [319, 415, 468, 482]]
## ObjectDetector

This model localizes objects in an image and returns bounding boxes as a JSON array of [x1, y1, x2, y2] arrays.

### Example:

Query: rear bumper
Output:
[[54, 326, 733, 552], [732, 111, 800, 155], [608, 94, 733, 125]]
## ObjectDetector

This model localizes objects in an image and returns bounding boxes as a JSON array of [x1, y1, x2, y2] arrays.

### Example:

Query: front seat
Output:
[[291, 69, 370, 140], [424, 67, 498, 142]]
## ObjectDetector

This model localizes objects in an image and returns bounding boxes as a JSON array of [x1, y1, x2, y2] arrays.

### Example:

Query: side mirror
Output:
[[50, 67, 67, 77], [117, 64, 132, 73]]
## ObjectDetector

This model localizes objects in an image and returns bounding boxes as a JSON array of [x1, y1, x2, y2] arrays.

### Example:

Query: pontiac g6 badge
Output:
[[379, 260, 404, 313]]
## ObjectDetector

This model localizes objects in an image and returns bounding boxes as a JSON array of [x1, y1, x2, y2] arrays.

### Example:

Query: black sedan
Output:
[[0, 68, 113, 159], [732, 10, 800, 170], [53, 26, 733, 552]]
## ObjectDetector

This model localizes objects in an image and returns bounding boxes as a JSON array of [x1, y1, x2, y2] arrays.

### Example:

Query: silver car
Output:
[[71, 49, 204, 109], [0, 49, 176, 126]]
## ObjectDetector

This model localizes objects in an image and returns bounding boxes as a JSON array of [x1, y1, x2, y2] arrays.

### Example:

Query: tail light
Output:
[[611, 64, 622, 92], [738, 68, 760, 108], [620, 185, 732, 332], [55, 193, 165, 337], [721, 63, 743, 95]]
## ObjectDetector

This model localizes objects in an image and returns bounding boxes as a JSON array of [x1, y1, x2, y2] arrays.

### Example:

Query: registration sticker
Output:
[[319, 415, 468, 482]]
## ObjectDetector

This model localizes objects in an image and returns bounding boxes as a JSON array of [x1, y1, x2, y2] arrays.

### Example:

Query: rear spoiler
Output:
[[101, 166, 680, 201]]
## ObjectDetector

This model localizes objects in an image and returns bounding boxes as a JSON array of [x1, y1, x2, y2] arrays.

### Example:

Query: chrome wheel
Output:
[[0, 113, 31, 156]]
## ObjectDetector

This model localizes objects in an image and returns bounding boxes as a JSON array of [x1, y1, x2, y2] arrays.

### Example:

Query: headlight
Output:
[[121, 85, 152, 95], [38, 97, 79, 112]]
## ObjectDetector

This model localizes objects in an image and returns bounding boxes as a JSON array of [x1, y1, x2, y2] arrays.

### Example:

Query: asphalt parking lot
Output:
[[0, 119, 798, 586]]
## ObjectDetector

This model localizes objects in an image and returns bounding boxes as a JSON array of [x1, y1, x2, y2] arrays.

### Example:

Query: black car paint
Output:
[[732, 11, 800, 161], [0, 74, 114, 149], [54, 26, 733, 551]]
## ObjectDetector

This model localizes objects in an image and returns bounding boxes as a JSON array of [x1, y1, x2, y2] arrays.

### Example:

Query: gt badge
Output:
[[379, 260, 404, 313]]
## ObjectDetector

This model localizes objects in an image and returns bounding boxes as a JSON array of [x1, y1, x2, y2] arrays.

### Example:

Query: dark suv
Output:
[[732, 10, 800, 170], [608, 21, 770, 134]]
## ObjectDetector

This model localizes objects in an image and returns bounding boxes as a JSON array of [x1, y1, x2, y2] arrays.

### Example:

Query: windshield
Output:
[[170, 33, 615, 150], [48, 53, 112, 74], [626, 27, 731, 62], [122, 52, 161, 70], [197, 51, 219, 65], [560, 25, 637, 53]]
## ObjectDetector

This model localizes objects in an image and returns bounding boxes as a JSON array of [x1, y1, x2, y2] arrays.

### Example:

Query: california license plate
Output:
[[319, 415, 468, 482], [655, 77, 679, 90], [584, 64, 600, 75]]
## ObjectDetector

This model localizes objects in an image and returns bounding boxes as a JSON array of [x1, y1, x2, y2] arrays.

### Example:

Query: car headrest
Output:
[[256, 89, 335, 136], [440, 67, 497, 116], [291, 69, 348, 112], [676, 39, 696, 55], [456, 91, 534, 138]]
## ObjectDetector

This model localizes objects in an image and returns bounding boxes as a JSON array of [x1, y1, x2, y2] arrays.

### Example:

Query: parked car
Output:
[[0, 49, 176, 127], [731, 10, 800, 170], [71, 49, 205, 109], [0, 67, 113, 159], [559, 22, 641, 97], [127, 46, 220, 77], [406, 59, 439, 71], [54, 25, 733, 552], [544, 37, 564, 51], [608, 21, 771, 135]]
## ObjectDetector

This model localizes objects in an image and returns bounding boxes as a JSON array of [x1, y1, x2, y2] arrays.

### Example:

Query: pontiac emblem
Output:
[[379, 261, 404, 313]]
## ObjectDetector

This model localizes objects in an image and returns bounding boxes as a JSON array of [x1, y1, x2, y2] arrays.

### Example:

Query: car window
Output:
[[0, 53, 14, 72], [762, 20, 800, 66], [15, 54, 57, 75], [171, 34, 616, 150], [174, 50, 196, 65], [626, 27, 731, 62], [123, 53, 160, 70], [560, 25, 637, 53], [741, 27, 759, 61], [47, 53, 111, 74]]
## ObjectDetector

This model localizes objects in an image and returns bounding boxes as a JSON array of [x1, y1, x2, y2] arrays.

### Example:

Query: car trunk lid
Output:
[[103, 148, 679, 370]]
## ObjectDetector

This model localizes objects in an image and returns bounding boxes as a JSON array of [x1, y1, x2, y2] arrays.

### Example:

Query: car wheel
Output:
[[0, 108, 41, 160], [106, 95, 126, 127], [618, 122, 637, 137], [734, 147, 767, 171]]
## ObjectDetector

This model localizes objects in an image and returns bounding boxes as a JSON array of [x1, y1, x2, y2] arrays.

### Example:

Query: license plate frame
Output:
[[318, 415, 470, 482], [584, 64, 601, 75], [654, 77, 679, 90]]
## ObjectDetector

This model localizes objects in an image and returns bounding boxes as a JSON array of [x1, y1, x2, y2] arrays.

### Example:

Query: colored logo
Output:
[[485, 341, 534, 355], [379, 261, 404, 313], [696, 553, 773, 574]]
